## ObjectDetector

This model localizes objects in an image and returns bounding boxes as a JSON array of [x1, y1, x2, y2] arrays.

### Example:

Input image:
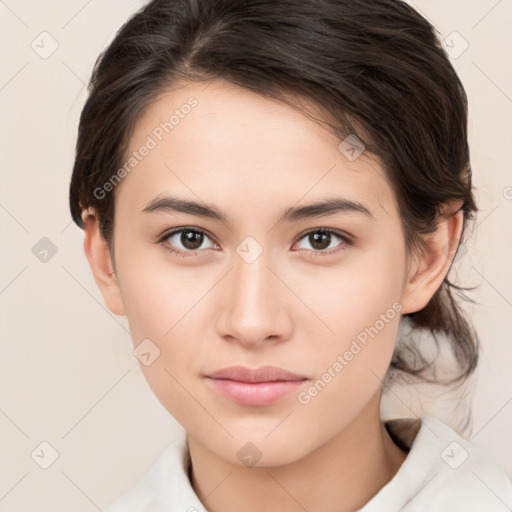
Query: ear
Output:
[[401, 200, 464, 315], [81, 208, 126, 316]]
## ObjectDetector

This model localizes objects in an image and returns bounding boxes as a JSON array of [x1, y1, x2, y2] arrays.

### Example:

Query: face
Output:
[[109, 79, 411, 466]]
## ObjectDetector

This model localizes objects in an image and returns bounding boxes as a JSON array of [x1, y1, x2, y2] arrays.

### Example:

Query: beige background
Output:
[[0, 0, 511, 510]]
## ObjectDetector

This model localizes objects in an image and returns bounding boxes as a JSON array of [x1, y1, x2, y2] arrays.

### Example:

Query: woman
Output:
[[69, 0, 512, 510]]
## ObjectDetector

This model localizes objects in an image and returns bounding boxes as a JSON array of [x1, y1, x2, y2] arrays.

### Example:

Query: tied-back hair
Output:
[[68, 0, 480, 424]]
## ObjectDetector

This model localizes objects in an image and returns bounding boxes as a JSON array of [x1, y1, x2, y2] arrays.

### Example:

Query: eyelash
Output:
[[156, 227, 353, 258]]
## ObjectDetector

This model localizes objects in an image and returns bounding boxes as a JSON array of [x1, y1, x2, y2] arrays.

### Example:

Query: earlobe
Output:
[[400, 201, 464, 315], [81, 208, 126, 317]]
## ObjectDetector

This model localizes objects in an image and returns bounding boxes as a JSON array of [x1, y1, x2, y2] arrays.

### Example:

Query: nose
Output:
[[216, 249, 294, 349]]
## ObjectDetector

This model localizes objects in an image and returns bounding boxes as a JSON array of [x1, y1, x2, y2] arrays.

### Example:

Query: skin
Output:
[[82, 79, 463, 512]]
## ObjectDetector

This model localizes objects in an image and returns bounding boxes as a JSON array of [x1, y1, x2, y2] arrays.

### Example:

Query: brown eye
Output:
[[161, 228, 217, 255], [309, 231, 332, 250], [179, 230, 204, 250], [294, 229, 351, 255]]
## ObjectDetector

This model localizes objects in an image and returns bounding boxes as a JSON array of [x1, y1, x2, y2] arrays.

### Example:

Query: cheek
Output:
[[296, 244, 406, 342], [113, 245, 210, 392], [115, 239, 201, 338], [293, 277, 403, 449], [293, 245, 405, 398], [117, 266, 205, 428], [305, 275, 402, 399]]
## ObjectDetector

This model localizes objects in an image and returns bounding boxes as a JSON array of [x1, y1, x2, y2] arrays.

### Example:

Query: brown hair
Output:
[[69, 0, 479, 389]]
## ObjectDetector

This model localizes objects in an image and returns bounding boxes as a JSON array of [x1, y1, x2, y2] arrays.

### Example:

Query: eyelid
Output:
[[295, 227, 353, 245]]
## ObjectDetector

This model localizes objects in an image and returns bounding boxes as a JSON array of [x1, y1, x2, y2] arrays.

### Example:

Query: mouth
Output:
[[205, 365, 308, 406]]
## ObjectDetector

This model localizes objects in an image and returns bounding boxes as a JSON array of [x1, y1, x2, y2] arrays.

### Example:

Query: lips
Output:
[[205, 365, 307, 406], [208, 365, 306, 383]]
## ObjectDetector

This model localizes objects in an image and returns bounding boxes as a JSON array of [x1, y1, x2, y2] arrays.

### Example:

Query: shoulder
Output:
[[360, 413, 512, 512], [419, 414, 512, 510], [104, 437, 205, 512]]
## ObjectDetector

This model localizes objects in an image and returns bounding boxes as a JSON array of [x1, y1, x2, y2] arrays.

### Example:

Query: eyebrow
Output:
[[141, 195, 374, 223]]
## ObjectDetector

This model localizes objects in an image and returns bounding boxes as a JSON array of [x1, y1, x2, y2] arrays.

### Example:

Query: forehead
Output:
[[115, 79, 398, 225]]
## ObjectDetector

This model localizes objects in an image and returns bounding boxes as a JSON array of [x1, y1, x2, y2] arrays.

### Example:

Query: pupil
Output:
[[311, 232, 330, 250], [182, 231, 203, 250]]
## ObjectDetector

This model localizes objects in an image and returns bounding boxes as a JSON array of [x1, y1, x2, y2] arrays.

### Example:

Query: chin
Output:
[[209, 431, 320, 469]]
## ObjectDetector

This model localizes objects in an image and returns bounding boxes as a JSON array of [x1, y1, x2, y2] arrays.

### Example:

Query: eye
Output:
[[158, 227, 218, 257], [293, 228, 352, 256], [157, 226, 352, 258]]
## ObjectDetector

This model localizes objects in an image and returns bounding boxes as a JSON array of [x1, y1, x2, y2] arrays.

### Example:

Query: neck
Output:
[[187, 392, 408, 512]]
